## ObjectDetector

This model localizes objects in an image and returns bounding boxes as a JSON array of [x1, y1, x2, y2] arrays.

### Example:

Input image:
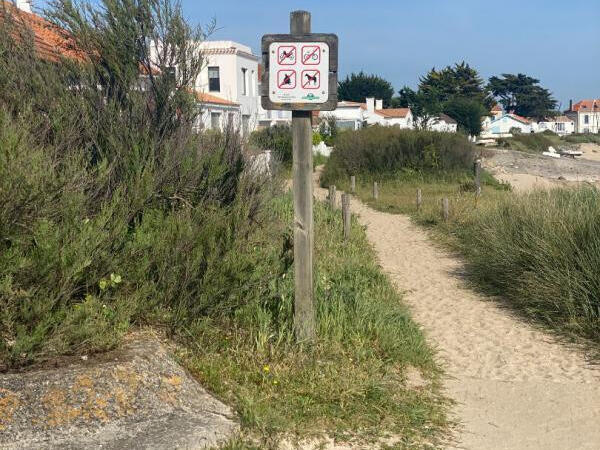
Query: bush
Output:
[[321, 127, 477, 185], [563, 133, 600, 145], [249, 124, 292, 165], [450, 187, 600, 342], [497, 132, 559, 153]]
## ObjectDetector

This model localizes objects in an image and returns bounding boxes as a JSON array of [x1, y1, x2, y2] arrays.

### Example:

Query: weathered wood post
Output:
[[342, 193, 351, 241], [373, 181, 379, 200], [442, 197, 449, 222], [350, 175, 356, 193], [474, 159, 482, 197], [416, 188, 422, 212], [261, 12, 338, 343], [328, 185, 337, 209], [290, 11, 315, 342]]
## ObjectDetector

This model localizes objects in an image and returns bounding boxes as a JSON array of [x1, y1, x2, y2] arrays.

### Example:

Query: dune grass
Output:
[[181, 193, 449, 449]]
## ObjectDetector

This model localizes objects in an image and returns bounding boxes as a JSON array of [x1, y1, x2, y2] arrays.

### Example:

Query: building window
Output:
[[251, 70, 255, 96], [584, 114, 589, 124], [242, 114, 250, 135], [556, 122, 565, 132], [208, 67, 220, 92], [210, 112, 221, 129], [242, 68, 248, 96]]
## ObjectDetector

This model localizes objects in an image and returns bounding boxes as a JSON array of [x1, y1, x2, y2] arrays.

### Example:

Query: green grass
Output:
[[495, 131, 563, 153], [329, 168, 600, 350], [181, 193, 449, 448], [563, 133, 600, 145]]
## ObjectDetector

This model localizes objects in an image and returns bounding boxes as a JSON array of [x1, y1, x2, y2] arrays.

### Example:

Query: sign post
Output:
[[261, 11, 338, 342]]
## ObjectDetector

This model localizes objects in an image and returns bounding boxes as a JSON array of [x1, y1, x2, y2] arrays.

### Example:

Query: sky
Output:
[[36, 0, 599, 108]]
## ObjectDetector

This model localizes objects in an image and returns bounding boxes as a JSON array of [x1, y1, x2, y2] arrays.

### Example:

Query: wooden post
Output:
[[474, 159, 482, 197], [350, 175, 356, 193], [416, 188, 422, 211], [373, 181, 379, 200], [328, 185, 336, 209], [291, 11, 315, 342], [442, 197, 449, 222], [342, 193, 351, 241]]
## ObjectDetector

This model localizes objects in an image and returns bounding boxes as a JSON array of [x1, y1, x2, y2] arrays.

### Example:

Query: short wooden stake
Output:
[[373, 181, 379, 200], [416, 188, 422, 211], [328, 185, 336, 209], [442, 197, 449, 222], [350, 175, 356, 193], [342, 193, 351, 241], [474, 159, 482, 197]]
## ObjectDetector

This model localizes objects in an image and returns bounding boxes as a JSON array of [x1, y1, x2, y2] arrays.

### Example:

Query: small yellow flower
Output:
[[273, 380, 278, 385], [262, 365, 270, 373]]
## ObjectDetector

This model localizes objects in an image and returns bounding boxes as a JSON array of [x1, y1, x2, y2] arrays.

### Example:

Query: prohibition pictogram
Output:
[[301, 45, 320, 65], [277, 70, 296, 89], [301, 70, 320, 89], [277, 45, 296, 65]]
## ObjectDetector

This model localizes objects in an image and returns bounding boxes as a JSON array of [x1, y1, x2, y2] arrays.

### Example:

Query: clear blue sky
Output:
[[38, 0, 599, 108]]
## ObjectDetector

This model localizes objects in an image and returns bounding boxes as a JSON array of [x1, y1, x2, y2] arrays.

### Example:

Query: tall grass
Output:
[[449, 187, 600, 342]]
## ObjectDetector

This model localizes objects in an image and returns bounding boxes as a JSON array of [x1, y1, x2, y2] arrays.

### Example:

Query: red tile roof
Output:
[[193, 91, 239, 106], [0, 1, 86, 62], [542, 115, 572, 123], [337, 101, 367, 109], [375, 108, 410, 118], [491, 104, 502, 112], [571, 99, 600, 112], [508, 113, 531, 124]]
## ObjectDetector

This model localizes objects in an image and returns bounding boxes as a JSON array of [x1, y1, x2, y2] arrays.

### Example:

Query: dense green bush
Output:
[[450, 187, 600, 342], [0, 0, 277, 368], [249, 124, 292, 165], [321, 126, 476, 185], [496, 131, 560, 153]]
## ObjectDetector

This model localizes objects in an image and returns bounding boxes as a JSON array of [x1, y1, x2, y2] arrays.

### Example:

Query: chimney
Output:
[[375, 99, 383, 110], [366, 97, 375, 113], [15, 1, 32, 13], [569, 99, 573, 111]]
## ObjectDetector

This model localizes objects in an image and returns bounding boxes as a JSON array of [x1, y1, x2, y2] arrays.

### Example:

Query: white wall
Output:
[[537, 120, 575, 135], [576, 112, 600, 133], [487, 115, 532, 134]]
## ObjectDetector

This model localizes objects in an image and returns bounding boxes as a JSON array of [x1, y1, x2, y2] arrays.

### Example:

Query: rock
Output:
[[0, 333, 238, 449]]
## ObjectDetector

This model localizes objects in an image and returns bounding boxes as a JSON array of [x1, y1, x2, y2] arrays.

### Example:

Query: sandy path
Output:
[[313, 171, 600, 449]]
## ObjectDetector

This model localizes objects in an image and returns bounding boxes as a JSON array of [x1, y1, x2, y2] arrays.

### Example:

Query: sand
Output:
[[313, 170, 600, 449]]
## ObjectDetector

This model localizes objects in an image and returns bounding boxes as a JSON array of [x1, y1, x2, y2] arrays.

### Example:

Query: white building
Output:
[[565, 99, 600, 134], [256, 65, 292, 128], [194, 41, 260, 135], [317, 101, 368, 130], [536, 116, 575, 135], [428, 114, 458, 132], [484, 113, 533, 136], [364, 98, 413, 128]]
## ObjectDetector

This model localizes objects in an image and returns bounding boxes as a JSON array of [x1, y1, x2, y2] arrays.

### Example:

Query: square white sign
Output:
[[269, 42, 330, 104]]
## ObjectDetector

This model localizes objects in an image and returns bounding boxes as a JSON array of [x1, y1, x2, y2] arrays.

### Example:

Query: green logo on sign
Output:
[[302, 93, 320, 101]]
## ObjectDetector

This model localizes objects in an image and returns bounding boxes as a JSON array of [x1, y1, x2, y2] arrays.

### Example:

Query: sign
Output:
[[261, 34, 338, 111]]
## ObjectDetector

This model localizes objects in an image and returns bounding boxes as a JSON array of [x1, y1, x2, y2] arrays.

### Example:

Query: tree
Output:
[[337, 71, 394, 107], [419, 62, 493, 109], [443, 97, 486, 136], [488, 73, 557, 119], [393, 86, 441, 130]]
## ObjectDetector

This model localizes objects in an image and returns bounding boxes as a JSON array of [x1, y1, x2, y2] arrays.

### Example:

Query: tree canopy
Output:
[[337, 71, 394, 107], [488, 73, 557, 119]]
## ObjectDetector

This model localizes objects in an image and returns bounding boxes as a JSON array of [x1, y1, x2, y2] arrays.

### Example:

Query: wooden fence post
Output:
[[474, 159, 482, 197], [350, 175, 356, 194], [342, 193, 351, 241], [442, 197, 449, 221], [416, 188, 422, 211], [373, 181, 379, 200], [328, 185, 336, 209]]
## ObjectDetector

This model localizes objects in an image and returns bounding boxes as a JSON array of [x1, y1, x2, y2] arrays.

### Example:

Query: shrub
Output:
[[249, 124, 292, 165], [321, 127, 476, 185], [563, 133, 600, 145]]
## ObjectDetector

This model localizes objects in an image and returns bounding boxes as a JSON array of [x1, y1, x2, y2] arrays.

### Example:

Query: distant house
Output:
[[490, 104, 503, 120], [364, 98, 413, 128], [428, 114, 458, 133], [317, 100, 368, 131], [195, 41, 260, 135], [485, 113, 533, 135], [565, 99, 600, 134], [536, 116, 575, 135]]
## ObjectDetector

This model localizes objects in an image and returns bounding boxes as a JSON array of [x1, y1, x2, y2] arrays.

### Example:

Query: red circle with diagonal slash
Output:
[[301, 70, 320, 89], [278, 46, 296, 65], [277, 70, 296, 89], [301, 45, 320, 65]]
